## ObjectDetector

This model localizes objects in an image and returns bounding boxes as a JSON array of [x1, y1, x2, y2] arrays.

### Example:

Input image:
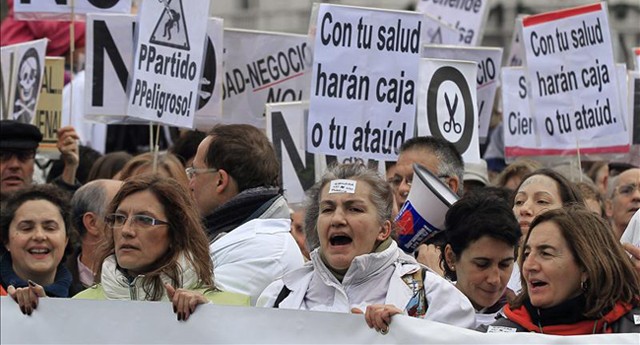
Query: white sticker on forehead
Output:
[[328, 179, 357, 194]]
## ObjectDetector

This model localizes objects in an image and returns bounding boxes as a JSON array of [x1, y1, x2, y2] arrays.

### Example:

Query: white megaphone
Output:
[[394, 163, 459, 253]]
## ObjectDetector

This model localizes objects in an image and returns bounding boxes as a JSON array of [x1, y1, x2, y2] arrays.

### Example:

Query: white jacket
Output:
[[210, 218, 305, 305], [257, 241, 476, 329]]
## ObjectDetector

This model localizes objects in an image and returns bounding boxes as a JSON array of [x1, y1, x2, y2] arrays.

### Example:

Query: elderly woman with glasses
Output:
[[72, 174, 249, 320]]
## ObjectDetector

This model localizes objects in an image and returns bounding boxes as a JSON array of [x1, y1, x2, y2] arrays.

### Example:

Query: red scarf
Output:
[[504, 301, 633, 335]]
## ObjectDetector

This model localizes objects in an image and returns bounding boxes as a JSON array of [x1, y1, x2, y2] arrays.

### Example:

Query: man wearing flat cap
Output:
[[0, 120, 42, 200]]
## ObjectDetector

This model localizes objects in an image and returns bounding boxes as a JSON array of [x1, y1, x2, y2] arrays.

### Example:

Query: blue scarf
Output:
[[0, 253, 72, 297]]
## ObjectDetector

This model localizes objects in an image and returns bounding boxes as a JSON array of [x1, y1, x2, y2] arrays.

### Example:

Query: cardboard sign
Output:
[[266, 101, 314, 206], [35, 57, 65, 158], [307, 4, 424, 160], [14, 0, 131, 20], [502, 67, 629, 157], [222, 29, 313, 129], [423, 45, 502, 142], [522, 2, 625, 145], [417, 58, 480, 163], [415, 0, 490, 46], [507, 16, 525, 67], [0, 39, 48, 124], [127, 0, 210, 128]]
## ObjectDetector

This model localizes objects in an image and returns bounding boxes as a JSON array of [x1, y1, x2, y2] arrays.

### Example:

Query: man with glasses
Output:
[[189, 124, 304, 305], [0, 120, 42, 202], [607, 168, 640, 239]]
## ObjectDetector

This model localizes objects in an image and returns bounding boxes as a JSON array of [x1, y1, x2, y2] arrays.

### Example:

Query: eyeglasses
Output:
[[105, 213, 169, 228], [387, 174, 450, 188], [616, 183, 640, 197], [185, 166, 218, 179], [0, 150, 36, 163]]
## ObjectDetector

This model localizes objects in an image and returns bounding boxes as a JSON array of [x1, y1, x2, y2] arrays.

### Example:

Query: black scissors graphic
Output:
[[443, 93, 462, 134]]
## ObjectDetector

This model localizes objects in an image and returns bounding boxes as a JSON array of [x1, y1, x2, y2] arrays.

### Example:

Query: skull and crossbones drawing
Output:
[[13, 48, 40, 123]]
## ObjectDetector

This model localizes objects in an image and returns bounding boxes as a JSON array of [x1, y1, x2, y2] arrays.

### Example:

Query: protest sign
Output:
[[0, 39, 47, 124], [417, 58, 480, 163], [631, 72, 640, 146], [14, 0, 132, 20], [415, 0, 490, 46], [423, 45, 502, 142], [86, 13, 223, 129], [266, 101, 314, 206], [34, 57, 65, 158], [222, 29, 312, 129], [127, 0, 210, 128], [422, 13, 460, 45], [502, 67, 629, 158], [522, 2, 625, 146], [1, 297, 637, 344], [307, 4, 424, 160], [506, 15, 525, 67]]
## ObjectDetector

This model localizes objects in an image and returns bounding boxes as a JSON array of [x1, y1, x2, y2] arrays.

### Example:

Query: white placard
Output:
[[422, 13, 460, 45], [127, 0, 210, 128], [522, 2, 625, 145], [14, 0, 132, 20], [86, 13, 223, 129], [307, 4, 423, 160], [417, 58, 480, 163], [222, 29, 313, 129], [502, 67, 629, 158], [507, 15, 525, 67], [266, 101, 314, 206], [415, 0, 490, 46], [1, 297, 637, 344], [0, 39, 48, 124], [423, 45, 502, 141]]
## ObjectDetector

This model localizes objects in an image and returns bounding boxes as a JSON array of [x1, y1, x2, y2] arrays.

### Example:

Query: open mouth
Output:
[[529, 280, 548, 289], [329, 234, 353, 246], [28, 248, 50, 255]]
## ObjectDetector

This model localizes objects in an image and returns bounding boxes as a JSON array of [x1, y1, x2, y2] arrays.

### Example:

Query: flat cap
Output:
[[0, 120, 43, 150]]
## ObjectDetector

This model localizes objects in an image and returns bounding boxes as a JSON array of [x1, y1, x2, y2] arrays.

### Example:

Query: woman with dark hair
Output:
[[509, 168, 585, 294], [483, 206, 640, 334], [440, 192, 521, 327], [1, 184, 75, 314], [73, 175, 249, 319], [258, 163, 475, 333]]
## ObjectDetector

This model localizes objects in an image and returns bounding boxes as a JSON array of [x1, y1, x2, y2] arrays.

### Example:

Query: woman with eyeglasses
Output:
[[72, 174, 249, 320], [1, 184, 74, 315]]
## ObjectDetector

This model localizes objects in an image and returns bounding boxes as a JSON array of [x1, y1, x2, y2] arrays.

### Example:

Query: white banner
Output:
[[522, 2, 624, 145], [1, 297, 637, 344], [14, 0, 132, 20], [502, 67, 629, 158], [222, 29, 313, 129], [415, 0, 490, 46], [307, 4, 423, 160], [0, 39, 48, 124], [423, 45, 502, 142], [127, 0, 210, 128], [266, 101, 314, 206], [417, 58, 480, 163]]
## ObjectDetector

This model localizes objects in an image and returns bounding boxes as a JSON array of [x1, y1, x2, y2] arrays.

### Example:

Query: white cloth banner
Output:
[[415, 0, 490, 46], [0, 39, 48, 124], [522, 2, 625, 145], [423, 45, 502, 142], [222, 29, 313, 129], [127, 0, 210, 128], [1, 297, 637, 344], [502, 67, 629, 158], [307, 4, 423, 160], [417, 58, 480, 163], [14, 0, 132, 20]]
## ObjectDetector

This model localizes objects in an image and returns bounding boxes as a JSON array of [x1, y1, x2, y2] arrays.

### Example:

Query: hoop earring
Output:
[[581, 279, 589, 292]]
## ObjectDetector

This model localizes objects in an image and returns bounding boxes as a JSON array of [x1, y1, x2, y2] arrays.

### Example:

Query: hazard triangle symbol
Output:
[[150, 0, 190, 50]]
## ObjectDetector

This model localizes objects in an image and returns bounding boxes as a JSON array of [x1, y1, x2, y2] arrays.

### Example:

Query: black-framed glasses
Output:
[[0, 150, 36, 163], [105, 213, 169, 228], [185, 166, 218, 179]]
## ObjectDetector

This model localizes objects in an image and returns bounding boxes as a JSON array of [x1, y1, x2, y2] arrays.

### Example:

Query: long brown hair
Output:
[[94, 174, 214, 300], [512, 206, 640, 317]]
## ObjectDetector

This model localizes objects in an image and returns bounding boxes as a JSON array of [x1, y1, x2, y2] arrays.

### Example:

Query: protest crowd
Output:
[[1, 0, 640, 342]]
